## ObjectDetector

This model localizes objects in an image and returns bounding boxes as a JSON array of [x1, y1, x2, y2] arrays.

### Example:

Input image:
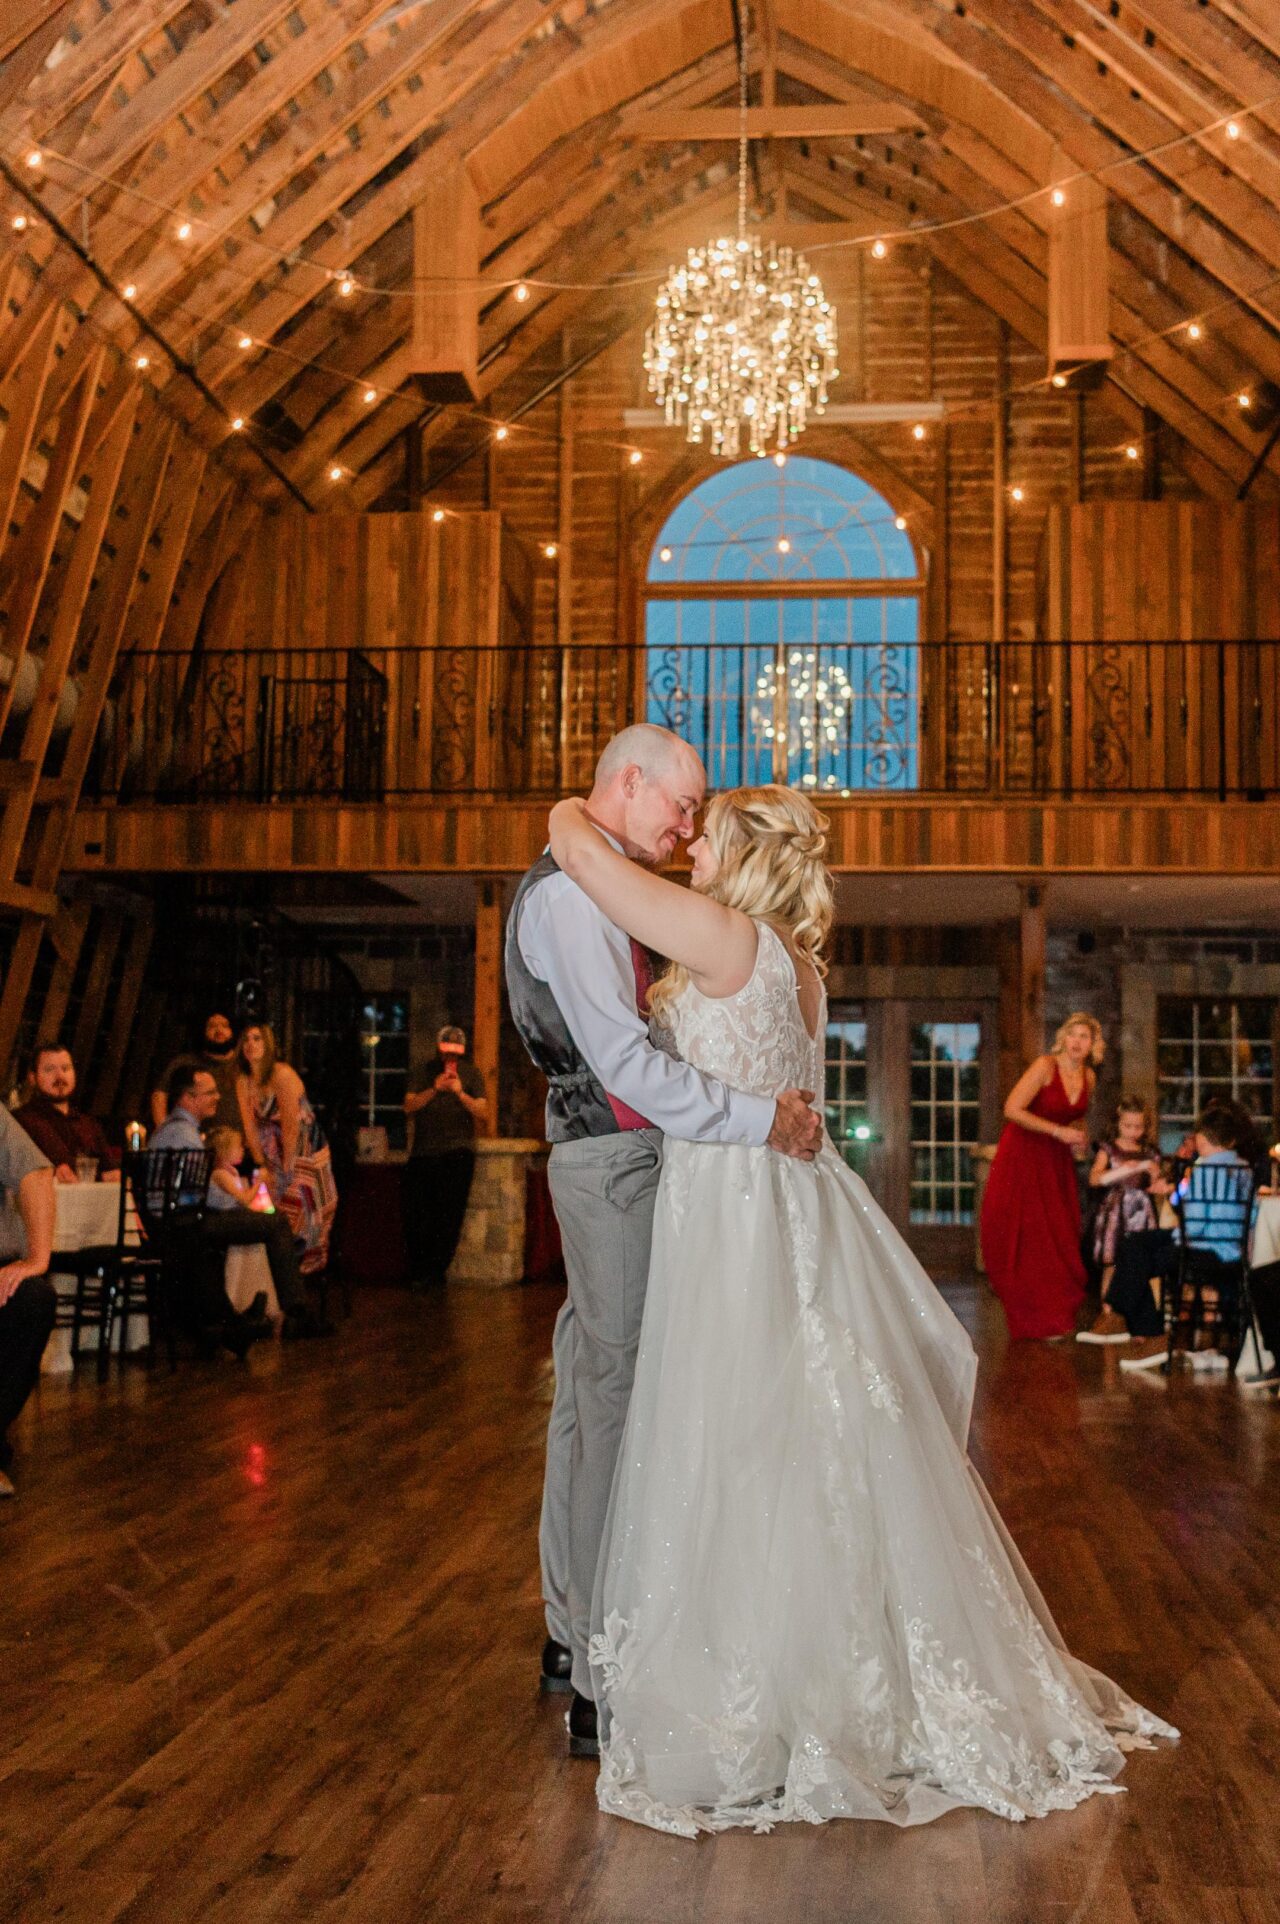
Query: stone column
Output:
[[448, 1138, 545, 1288]]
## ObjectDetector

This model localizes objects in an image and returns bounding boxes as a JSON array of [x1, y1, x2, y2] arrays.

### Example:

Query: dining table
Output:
[[42, 1179, 275, 1372]]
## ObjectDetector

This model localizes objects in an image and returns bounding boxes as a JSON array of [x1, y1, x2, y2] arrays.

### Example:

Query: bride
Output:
[[547, 783, 1176, 1839]]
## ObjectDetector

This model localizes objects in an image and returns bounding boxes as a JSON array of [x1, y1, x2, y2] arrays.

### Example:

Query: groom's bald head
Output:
[[588, 725, 706, 865]]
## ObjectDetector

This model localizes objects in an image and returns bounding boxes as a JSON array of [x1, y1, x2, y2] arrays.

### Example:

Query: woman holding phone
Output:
[[402, 1024, 488, 1287]]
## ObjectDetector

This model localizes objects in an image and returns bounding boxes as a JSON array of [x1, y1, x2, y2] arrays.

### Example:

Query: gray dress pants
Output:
[[539, 1129, 662, 1698]]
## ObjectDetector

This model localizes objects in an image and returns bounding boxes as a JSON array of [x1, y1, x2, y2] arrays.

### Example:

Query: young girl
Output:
[[206, 1126, 271, 1213], [1078, 1095, 1161, 1343]]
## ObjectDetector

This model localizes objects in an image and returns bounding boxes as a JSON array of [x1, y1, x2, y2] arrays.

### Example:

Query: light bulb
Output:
[[238, 334, 253, 350], [1051, 373, 1068, 388], [773, 451, 787, 468], [871, 239, 887, 259], [513, 282, 529, 302], [230, 416, 244, 431], [1226, 119, 1241, 139], [134, 353, 149, 370], [543, 542, 558, 559], [363, 387, 377, 404], [912, 423, 926, 441], [1238, 392, 1252, 408], [10, 214, 26, 232], [1010, 485, 1024, 502], [1125, 444, 1140, 460], [1051, 187, 1066, 207], [494, 425, 509, 441], [628, 449, 642, 466], [777, 537, 791, 554], [121, 283, 136, 300], [176, 220, 193, 241], [894, 515, 908, 531], [432, 508, 445, 523], [338, 274, 355, 297], [329, 465, 343, 481], [24, 150, 41, 170], [1187, 321, 1203, 341], [659, 546, 673, 563]]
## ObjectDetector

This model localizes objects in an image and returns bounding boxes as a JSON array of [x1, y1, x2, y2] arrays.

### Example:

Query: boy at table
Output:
[[16, 1041, 120, 1184], [0, 1104, 56, 1497]]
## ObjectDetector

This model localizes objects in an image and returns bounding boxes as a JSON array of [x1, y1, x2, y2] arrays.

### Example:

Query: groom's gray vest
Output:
[[506, 852, 626, 1143]]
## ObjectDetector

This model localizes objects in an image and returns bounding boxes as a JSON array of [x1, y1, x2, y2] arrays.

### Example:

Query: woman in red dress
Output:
[[981, 1013, 1101, 1340]]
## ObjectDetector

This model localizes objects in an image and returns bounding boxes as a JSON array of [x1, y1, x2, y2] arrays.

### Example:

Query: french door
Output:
[[825, 997, 999, 1271]]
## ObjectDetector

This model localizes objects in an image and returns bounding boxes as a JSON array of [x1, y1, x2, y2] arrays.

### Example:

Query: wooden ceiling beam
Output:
[[17, 1, 194, 133], [627, 103, 927, 139]]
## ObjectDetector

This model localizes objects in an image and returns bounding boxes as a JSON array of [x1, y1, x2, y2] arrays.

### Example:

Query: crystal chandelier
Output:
[[751, 651, 854, 787], [643, 33, 838, 459]]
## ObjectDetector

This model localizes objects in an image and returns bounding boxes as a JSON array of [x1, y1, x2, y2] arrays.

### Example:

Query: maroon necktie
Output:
[[605, 940, 657, 1131]]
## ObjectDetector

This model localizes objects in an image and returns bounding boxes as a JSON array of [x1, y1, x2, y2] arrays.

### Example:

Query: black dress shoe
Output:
[[567, 1690, 598, 1759], [540, 1637, 573, 1696]]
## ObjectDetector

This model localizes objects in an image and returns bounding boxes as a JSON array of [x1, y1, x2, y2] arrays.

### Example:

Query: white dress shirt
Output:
[[517, 861, 774, 1147]]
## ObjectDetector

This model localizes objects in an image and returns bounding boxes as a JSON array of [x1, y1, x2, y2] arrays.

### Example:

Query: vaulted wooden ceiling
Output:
[[1, 0, 1278, 531]]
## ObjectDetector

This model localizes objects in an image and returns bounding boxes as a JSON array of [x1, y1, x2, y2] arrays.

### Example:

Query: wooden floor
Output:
[[3, 1280, 1280, 1924]]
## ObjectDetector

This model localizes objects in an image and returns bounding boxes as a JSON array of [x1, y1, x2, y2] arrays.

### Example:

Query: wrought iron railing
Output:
[[85, 639, 1280, 802]]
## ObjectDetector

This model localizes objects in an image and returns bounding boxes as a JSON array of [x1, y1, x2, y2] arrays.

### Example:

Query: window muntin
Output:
[[825, 1011, 871, 1179], [909, 1020, 982, 1225], [1156, 996, 1274, 1153], [358, 994, 410, 1151]]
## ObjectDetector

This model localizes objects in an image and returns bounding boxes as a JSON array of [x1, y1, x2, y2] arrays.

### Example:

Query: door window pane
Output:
[[825, 1010, 871, 1178], [359, 994, 409, 1151], [1156, 997, 1275, 1153], [909, 1020, 982, 1225]]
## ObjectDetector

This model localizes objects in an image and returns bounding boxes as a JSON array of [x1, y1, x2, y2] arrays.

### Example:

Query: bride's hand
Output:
[[549, 797, 591, 864]]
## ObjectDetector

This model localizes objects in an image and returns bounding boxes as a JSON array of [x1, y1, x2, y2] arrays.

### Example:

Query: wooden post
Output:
[[992, 324, 1007, 649], [474, 878, 502, 1139], [1047, 150, 1112, 381], [410, 166, 480, 403], [1018, 882, 1046, 1068]]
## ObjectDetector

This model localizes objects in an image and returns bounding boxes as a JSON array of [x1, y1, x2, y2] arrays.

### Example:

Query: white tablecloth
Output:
[[1251, 1195, 1280, 1269], [42, 1184, 277, 1372]]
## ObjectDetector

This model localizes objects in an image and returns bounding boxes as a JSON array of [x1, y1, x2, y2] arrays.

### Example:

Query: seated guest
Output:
[[16, 1041, 121, 1184], [1238, 1257, 1280, 1394], [153, 1066, 328, 1341], [1118, 1102, 1253, 1373], [0, 1105, 56, 1497], [1079, 1094, 1161, 1343]]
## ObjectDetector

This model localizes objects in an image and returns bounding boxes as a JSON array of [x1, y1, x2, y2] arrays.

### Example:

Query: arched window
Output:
[[645, 456, 922, 792]]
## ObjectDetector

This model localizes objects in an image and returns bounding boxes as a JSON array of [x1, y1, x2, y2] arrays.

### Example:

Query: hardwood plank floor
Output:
[[2, 1281, 1279, 1924]]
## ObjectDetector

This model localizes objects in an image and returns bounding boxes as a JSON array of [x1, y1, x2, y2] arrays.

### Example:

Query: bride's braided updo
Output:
[[648, 784, 834, 1022]]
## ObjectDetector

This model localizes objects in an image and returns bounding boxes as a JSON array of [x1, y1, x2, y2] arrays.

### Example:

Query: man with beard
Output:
[[151, 1010, 240, 1134], [17, 1042, 121, 1183]]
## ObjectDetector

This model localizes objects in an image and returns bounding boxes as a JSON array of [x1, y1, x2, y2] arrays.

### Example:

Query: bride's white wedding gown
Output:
[[589, 921, 1176, 1837]]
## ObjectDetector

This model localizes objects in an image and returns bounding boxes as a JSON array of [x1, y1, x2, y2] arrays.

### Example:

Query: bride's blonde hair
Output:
[[648, 785, 834, 1022]]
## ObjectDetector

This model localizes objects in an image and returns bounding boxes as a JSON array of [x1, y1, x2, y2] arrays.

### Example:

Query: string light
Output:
[[494, 425, 509, 441], [134, 353, 150, 369], [1051, 187, 1066, 207], [176, 220, 193, 241], [1238, 392, 1253, 408], [432, 508, 446, 523], [912, 423, 926, 440], [773, 451, 787, 468], [659, 546, 673, 562], [513, 282, 529, 302], [543, 542, 558, 558], [363, 387, 377, 404], [894, 514, 908, 531], [237, 334, 253, 349], [1051, 372, 1068, 387], [24, 150, 41, 170], [337, 273, 356, 298], [628, 449, 643, 465], [1187, 321, 1203, 341], [871, 239, 887, 259], [777, 536, 792, 554], [1227, 120, 1241, 139], [328, 464, 344, 481], [121, 282, 136, 300], [1010, 485, 1025, 502], [10, 214, 26, 231], [230, 416, 245, 431], [1125, 443, 1140, 460]]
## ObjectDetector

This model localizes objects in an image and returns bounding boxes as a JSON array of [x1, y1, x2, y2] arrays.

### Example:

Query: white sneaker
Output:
[[1188, 1348, 1230, 1373]]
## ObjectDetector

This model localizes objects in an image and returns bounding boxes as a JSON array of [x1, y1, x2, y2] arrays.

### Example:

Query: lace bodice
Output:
[[657, 919, 824, 1102]]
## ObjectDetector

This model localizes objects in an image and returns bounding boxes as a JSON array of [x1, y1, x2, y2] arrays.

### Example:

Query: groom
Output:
[[505, 724, 822, 1756]]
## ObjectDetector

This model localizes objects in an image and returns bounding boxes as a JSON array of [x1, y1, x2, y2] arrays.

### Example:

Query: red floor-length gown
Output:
[[981, 1061, 1089, 1339]]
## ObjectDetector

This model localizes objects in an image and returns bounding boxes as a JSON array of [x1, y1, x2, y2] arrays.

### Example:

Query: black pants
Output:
[[200, 1207, 306, 1315], [0, 1275, 57, 1470], [402, 1150, 476, 1284], [1108, 1228, 1176, 1337], [1247, 1259, 1280, 1360]]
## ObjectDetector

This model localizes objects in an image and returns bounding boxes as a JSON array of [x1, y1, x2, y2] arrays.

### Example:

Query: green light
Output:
[[853, 1123, 873, 1141]]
